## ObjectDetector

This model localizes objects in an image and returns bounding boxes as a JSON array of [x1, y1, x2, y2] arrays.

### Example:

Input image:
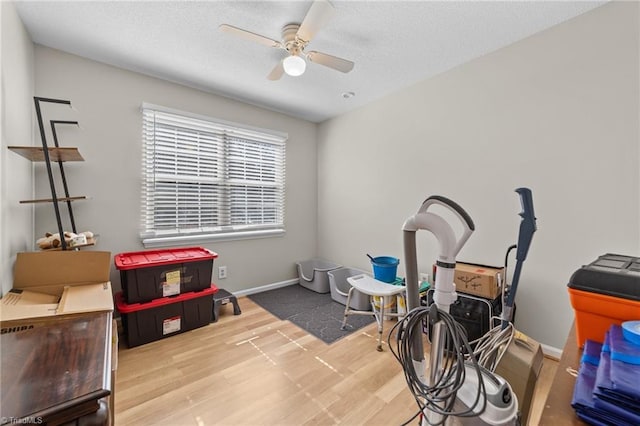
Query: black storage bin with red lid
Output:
[[116, 284, 218, 347], [115, 247, 217, 304]]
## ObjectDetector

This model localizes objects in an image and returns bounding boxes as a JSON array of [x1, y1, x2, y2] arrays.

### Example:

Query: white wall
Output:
[[317, 1, 639, 349], [6, 2, 638, 350], [32, 47, 318, 294], [1, 1, 34, 295]]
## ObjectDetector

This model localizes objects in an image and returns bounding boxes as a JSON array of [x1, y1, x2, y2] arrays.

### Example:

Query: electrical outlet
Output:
[[218, 266, 227, 279], [419, 272, 430, 283]]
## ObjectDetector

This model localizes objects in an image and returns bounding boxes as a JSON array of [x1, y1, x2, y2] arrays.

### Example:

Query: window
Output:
[[140, 104, 287, 247]]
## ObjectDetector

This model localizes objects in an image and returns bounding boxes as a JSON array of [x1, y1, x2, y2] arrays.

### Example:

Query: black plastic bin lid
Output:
[[568, 253, 640, 302]]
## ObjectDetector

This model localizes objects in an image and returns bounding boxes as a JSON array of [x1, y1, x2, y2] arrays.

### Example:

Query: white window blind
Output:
[[141, 104, 286, 246]]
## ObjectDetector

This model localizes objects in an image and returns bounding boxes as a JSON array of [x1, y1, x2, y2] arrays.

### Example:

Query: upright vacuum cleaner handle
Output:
[[416, 195, 475, 262], [403, 195, 475, 314], [515, 187, 537, 262], [419, 195, 476, 231], [501, 187, 537, 328]]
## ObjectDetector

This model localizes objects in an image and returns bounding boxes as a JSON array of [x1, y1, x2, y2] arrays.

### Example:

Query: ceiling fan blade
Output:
[[219, 24, 281, 48], [267, 61, 285, 81], [297, 0, 335, 43], [307, 51, 354, 73]]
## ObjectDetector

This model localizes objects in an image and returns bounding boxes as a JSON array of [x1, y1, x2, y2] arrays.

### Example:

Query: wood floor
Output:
[[114, 296, 558, 425]]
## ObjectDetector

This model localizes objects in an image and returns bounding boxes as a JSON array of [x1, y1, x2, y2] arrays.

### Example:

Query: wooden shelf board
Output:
[[8, 146, 84, 162], [20, 196, 87, 204]]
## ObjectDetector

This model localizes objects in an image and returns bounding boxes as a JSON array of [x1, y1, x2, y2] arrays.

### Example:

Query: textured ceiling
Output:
[[15, 1, 606, 123]]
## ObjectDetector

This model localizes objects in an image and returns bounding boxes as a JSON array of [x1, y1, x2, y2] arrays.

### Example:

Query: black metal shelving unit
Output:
[[8, 97, 93, 250]]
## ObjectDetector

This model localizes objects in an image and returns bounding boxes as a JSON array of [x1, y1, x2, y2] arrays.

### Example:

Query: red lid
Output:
[[115, 284, 218, 313], [115, 247, 218, 270]]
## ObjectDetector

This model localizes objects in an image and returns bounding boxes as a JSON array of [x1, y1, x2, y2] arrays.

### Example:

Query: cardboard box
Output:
[[454, 262, 504, 299], [0, 251, 113, 333], [495, 331, 544, 426]]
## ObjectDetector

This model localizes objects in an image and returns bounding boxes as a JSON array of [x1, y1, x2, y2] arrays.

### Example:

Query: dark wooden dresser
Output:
[[1, 311, 113, 425]]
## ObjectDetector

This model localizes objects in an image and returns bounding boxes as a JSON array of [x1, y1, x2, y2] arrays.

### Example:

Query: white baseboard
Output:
[[233, 278, 298, 297], [541, 343, 562, 360]]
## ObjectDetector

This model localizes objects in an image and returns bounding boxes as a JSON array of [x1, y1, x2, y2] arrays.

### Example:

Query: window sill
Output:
[[142, 229, 285, 248]]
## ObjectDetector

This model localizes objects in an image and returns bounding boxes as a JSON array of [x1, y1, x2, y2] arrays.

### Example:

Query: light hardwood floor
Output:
[[115, 296, 557, 425]]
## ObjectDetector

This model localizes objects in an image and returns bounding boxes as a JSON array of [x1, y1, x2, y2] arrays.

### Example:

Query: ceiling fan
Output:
[[219, 0, 354, 80]]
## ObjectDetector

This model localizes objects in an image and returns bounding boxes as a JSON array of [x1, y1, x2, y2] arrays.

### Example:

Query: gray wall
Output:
[[1, 1, 34, 294], [32, 47, 318, 294], [317, 1, 639, 349]]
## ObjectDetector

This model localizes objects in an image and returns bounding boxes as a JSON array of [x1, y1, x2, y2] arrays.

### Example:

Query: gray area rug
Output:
[[248, 284, 375, 344]]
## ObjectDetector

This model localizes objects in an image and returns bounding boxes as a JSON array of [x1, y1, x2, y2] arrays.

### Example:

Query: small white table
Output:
[[341, 274, 407, 351]]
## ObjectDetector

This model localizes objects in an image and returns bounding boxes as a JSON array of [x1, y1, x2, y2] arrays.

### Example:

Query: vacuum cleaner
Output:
[[396, 189, 536, 425]]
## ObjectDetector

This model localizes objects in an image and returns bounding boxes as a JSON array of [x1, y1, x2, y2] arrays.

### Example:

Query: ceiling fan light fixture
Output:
[[283, 55, 306, 76]]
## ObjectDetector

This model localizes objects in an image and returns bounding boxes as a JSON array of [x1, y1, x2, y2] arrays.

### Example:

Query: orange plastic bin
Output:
[[568, 253, 640, 348]]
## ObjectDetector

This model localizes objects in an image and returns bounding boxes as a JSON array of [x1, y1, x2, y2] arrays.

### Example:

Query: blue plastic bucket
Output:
[[371, 256, 399, 283]]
